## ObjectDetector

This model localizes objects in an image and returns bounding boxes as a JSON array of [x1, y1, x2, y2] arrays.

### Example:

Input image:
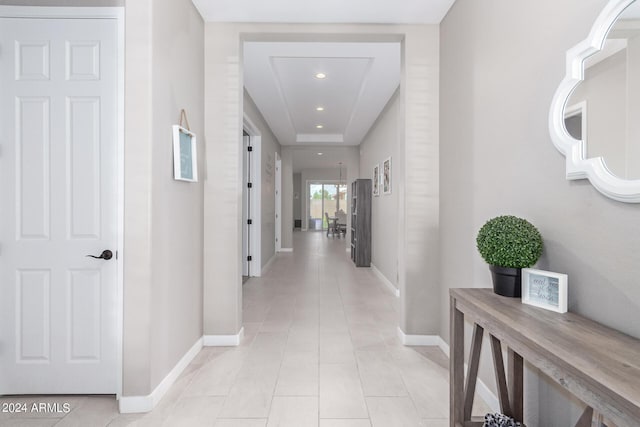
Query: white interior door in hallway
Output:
[[0, 15, 119, 394]]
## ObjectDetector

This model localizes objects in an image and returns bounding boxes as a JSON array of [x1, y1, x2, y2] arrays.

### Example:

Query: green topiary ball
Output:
[[476, 215, 543, 268]]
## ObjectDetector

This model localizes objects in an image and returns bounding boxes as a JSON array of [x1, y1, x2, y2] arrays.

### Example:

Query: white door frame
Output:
[[0, 5, 125, 398], [242, 132, 251, 277], [242, 114, 262, 276], [275, 153, 282, 252], [564, 101, 588, 142]]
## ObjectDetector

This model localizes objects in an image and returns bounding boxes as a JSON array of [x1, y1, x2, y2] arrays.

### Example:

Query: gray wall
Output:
[[293, 173, 302, 225], [281, 147, 294, 249], [148, 0, 204, 392], [243, 90, 282, 269], [123, 0, 204, 396], [440, 0, 640, 425], [203, 23, 243, 337], [397, 25, 440, 336], [359, 89, 400, 290]]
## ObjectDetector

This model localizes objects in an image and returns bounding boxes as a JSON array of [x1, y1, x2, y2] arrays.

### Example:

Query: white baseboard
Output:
[[119, 337, 203, 413], [397, 327, 444, 346], [437, 336, 450, 357], [371, 263, 400, 297], [430, 338, 500, 413], [203, 327, 245, 346], [474, 373, 500, 412], [278, 248, 293, 253], [261, 253, 276, 275]]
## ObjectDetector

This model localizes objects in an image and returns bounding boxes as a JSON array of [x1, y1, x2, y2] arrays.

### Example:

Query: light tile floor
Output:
[[1, 231, 489, 426]]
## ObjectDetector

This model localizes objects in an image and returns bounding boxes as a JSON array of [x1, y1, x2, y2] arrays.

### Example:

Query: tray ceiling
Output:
[[191, 0, 456, 24], [244, 42, 400, 146]]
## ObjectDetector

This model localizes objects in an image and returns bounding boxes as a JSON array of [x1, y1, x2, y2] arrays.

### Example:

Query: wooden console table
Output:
[[450, 288, 640, 427]]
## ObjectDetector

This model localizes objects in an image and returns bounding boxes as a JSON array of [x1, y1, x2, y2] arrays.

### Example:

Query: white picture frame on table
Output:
[[522, 268, 568, 313]]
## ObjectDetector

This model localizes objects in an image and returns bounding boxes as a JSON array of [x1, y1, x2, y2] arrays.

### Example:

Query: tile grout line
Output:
[[336, 252, 372, 423], [317, 266, 322, 426]]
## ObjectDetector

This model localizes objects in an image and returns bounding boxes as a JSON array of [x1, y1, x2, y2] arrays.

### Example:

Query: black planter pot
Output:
[[489, 265, 522, 297]]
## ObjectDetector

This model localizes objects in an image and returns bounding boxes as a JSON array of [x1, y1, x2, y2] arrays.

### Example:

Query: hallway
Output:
[[1, 232, 484, 426]]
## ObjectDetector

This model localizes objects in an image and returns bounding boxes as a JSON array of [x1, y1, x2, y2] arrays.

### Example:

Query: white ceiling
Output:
[[243, 42, 400, 146], [191, 0, 456, 24], [194, 0, 454, 168], [292, 147, 353, 173]]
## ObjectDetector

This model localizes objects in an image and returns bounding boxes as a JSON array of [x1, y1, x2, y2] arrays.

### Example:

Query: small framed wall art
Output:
[[522, 268, 568, 313], [172, 124, 198, 182], [373, 164, 380, 196], [383, 157, 391, 195]]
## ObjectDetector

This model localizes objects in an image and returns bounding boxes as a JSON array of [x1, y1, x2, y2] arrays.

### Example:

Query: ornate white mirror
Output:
[[549, 0, 640, 202]]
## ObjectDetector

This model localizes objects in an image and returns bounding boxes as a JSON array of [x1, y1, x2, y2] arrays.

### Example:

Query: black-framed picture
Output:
[[383, 157, 391, 195], [373, 164, 380, 196], [172, 125, 198, 182]]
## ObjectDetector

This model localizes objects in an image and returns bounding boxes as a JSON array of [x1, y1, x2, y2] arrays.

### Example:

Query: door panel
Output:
[[0, 17, 118, 394], [16, 41, 50, 80], [68, 96, 101, 239], [68, 269, 102, 361], [16, 270, 51, 362], [17, 97, 51, 240]]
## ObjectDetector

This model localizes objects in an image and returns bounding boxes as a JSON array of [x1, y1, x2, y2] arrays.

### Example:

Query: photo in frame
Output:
[[522, 268, 568, 313], [373, 164, 380, 196], [172, 125, 198, 182], [383, 157, 391, 194]]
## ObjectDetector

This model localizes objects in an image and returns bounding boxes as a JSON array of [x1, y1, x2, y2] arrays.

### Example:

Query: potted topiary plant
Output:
[[476, 215, 543, 297]]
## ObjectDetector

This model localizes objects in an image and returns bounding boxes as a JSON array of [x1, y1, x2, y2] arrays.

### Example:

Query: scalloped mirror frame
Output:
[[549, 0, 640, 203]]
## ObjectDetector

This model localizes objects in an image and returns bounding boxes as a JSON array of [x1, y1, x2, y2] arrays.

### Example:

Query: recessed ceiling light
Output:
[[315, 73, 326, 79], [317, 152, 323, 156], [316, 125, 323, 129], [316, 106, 324, 111]]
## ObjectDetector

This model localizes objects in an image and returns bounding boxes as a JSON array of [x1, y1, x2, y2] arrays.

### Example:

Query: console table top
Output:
[[450, 288, 640, 423]]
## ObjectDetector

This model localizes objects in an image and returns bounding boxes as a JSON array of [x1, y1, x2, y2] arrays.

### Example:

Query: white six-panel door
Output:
[[0, 16, 118, 394]]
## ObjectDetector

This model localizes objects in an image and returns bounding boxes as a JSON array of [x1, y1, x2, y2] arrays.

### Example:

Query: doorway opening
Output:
[[242, 114, 263, 277], [308, 181, 348, 232], [242, 130, 252, 281], [565, 101, 587, 141]]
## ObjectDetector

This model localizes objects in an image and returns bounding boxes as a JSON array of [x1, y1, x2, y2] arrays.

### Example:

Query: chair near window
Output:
[[325, 212, 337, 237], [335, 210, 347, 238]]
